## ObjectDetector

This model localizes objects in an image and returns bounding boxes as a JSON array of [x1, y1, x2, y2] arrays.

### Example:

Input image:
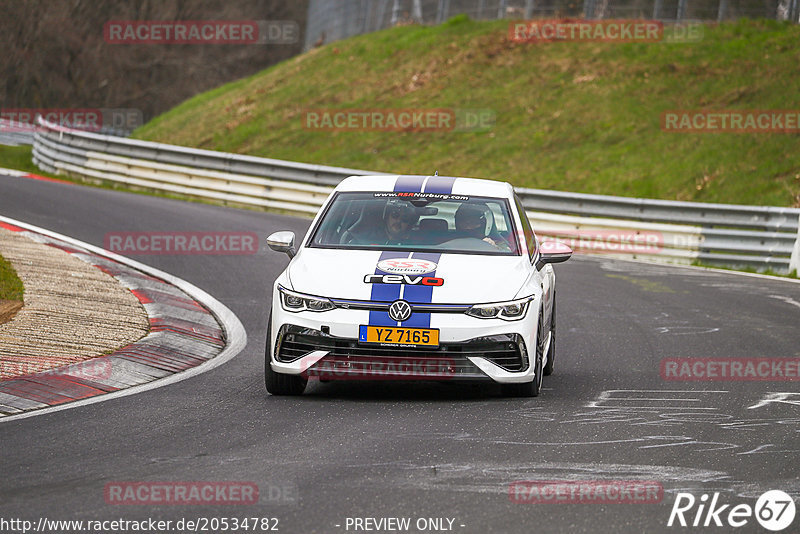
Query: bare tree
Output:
[[0, 0, 307, 124]]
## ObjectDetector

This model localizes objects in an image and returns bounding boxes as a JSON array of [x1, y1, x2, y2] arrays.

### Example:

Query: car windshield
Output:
[[309, 192, 521, 255]]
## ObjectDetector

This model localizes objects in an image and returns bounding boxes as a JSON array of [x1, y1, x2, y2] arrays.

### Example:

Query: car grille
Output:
[[275, 327, 527, 376]]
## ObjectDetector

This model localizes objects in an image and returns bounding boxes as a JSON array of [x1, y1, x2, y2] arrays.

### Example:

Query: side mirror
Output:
[[267, 231, 296, 258], [535, 241, 572, 270]]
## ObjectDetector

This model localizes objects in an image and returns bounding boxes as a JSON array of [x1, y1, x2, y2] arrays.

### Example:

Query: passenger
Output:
[[454, 204, 504, 249]]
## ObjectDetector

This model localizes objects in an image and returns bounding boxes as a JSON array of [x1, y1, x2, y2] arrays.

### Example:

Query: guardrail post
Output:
[[497, 0, 507, 18], [391, 0, 400, 25], [717, 0, 728, 21], [653, 0, 663, 19], [677, 0, 688, 21], [412, 0, 423, 21], [584, 0, 596, 19], [790, 214, 800, 275]]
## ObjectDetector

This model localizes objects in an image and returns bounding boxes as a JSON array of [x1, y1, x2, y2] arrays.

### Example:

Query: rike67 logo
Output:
[[668, 490, 795, 531]]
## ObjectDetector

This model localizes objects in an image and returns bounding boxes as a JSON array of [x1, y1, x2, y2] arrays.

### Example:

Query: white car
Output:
[[265, 174, 571, 396]]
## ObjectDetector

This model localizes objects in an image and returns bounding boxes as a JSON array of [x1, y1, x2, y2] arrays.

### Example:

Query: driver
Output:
[[382, 200, 418, 244], [346, 200, 418, 245], [454, 204, 502, 248]]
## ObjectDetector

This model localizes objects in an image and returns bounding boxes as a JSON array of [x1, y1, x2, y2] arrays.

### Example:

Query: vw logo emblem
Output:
[[388, 300, 412, 322]]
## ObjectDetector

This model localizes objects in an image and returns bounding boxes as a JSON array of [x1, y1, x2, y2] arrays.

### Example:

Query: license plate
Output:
[[359, 325, 439, 347]]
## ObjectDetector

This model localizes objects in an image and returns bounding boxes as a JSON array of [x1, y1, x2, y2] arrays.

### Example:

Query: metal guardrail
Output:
[[31, 116, 800, 275], [0, 121, 36, 146], [0, 119, 133, 147], [518, 187, 800, 232]]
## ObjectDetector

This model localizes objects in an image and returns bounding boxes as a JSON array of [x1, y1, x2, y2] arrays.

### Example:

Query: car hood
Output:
[[287, 248, 531, 304]]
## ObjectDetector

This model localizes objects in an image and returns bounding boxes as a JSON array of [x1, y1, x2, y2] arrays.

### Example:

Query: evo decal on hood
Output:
[[364, 274, 444, 286]]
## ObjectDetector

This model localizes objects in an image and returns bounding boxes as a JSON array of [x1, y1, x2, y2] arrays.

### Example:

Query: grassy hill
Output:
[[134, 16, 800, 207]]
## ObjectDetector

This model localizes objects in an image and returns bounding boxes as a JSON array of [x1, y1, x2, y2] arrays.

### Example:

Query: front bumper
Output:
[[269, 322, 539, 384], [269, 279, 542, 384]]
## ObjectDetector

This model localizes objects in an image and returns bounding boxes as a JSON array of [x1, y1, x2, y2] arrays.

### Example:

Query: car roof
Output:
[[335, 175, 516, 199]]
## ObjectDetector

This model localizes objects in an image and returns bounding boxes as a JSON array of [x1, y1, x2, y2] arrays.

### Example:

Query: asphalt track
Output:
[[0, 172, 798, 533]]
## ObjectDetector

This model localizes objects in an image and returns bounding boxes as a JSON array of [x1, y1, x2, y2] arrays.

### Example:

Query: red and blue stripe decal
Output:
[[399, 251, 441, 328], [366, 175, 456, 328], [368, 250, 412, 327]]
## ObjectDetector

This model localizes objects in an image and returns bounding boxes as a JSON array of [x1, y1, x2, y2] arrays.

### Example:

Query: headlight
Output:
[[466, 296, 533, 321], [278, 286, 334, 312]]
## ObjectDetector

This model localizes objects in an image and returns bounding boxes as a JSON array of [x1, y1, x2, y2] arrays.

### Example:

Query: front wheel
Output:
[[543, 295, 556, 376], [264, 314, 307, 396], [501, 307, 545, 398]]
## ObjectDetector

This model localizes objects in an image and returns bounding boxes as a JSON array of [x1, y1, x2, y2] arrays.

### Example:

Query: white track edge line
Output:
[[0, 167, 28, 177], [0, 214, 248, 424], [572, 254, 800, 285]]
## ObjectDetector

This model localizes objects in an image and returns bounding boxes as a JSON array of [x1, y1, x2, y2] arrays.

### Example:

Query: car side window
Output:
[[514, 195, 537, 260]]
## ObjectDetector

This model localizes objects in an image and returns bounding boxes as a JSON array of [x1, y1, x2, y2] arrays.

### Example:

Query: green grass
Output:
[[691, 261, 798, 279], [0, 145, 51, 176], [0, 253, 24, 302], [132, 16, 800, 207]]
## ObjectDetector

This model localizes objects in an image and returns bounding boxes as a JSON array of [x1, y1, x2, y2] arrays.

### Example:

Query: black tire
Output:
[[264, 314, 307, 396], [543, 295, 556, 376], [501, 307, 545, 398]]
